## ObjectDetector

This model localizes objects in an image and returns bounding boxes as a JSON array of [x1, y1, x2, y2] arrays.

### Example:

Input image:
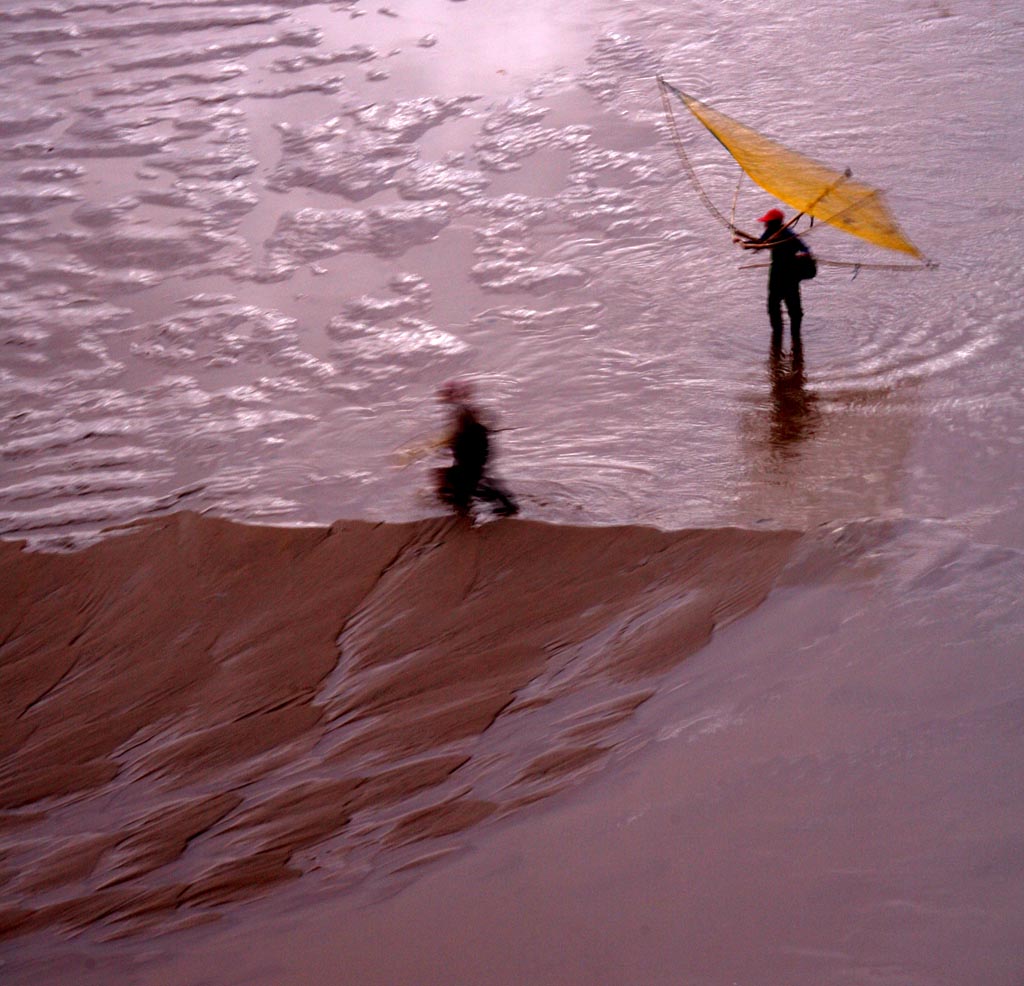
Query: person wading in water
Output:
[[433, 380, 518, 518], [735, 208, 813, 359]]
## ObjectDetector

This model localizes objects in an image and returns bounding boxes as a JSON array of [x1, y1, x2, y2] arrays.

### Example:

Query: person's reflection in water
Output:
[[767, 351, 820, 457]]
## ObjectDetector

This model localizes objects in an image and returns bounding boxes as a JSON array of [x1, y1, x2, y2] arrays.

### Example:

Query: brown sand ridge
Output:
[[0, 511, 798, 941]]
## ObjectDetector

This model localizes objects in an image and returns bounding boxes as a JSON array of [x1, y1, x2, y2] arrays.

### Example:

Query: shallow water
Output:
[[2, 0, 1021, 547], [2, 0, 1023, 983]]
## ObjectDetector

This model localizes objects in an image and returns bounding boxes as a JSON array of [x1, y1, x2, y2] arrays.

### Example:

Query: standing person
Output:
[[735, 208, 813, 357], [433, 380, 518, 518]]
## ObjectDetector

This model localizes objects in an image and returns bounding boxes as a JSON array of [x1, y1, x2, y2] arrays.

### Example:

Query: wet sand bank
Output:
[[0, 510, 798, 949], [5, 514, 1022, 986]]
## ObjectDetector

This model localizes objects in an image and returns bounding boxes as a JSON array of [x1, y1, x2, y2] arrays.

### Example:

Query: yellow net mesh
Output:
[[676, 88, 923, 258]]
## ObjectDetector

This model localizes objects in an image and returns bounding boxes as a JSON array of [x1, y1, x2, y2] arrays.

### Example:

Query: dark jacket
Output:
[[757, 223, 809, 287], [449, 404, 490, 479]]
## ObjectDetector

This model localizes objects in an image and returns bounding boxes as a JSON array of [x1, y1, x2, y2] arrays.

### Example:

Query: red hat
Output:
[[757, 208, 784, 223], [438, 379, 474, 404]]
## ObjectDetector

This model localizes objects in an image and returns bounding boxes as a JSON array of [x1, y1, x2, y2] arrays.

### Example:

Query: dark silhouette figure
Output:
[[434, 380, 518, 518], [736, 208, 812, 357]]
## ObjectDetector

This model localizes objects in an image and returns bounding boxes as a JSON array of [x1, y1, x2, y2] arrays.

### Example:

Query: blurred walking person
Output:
[[433, 380, 518, 518]]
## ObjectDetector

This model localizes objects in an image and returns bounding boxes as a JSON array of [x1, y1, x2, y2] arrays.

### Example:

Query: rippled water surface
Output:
[[2, 0, 1021, 547]]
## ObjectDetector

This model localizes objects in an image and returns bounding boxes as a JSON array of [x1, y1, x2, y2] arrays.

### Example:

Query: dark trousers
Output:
[[768, 281, 803, 354], [435, 466, 518, 516]]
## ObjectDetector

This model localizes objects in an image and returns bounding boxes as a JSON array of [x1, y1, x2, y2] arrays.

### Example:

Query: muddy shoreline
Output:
[[1, 511, 798, 946]]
